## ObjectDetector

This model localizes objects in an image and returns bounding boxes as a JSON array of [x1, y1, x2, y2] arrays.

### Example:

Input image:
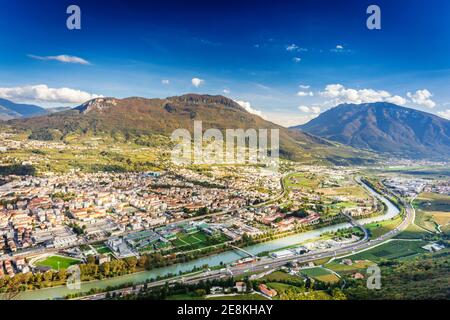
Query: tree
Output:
[[137, 256, 148, 267], [100, 262, 111, 276], [292, 208, 308, 218], [197, 207, 209, 216], [0, 276, 21, 300], [43, 270, 53, 282], [124, 257, 137, 272], [194, 289, 207, 297], [242, 233, 252, 244], [86, 255, 96, 264], [245, 278, 253, 292], [331, 288, 347, 300], [56, 270, 67, 281]]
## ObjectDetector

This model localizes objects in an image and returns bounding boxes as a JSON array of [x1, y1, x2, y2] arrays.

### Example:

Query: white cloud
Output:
[[297, 91, 314, 97], [330, 45, 351, 53], [234, 100, 265, 119], [286, 44, 299, 51], [161, 79, 170, 85], [191, 78, 205, 87], [311, 106, 321, 114], [386, 95, 407, 106], [437, 109, 450, 120], [320, 84, 407, 106], [0, 84, 102, 104], [255, 83, 271, 91], [298, 105, 310, 113], [293, 57, 301, 63], [298, 105, 321, 114], [286, 44, 307, 52], [223, 89, 230, 94], [265, 112, 317, 127], [407, 89, 436, 108], [299, 85, 310, 89], [28, 54, 90, 65]]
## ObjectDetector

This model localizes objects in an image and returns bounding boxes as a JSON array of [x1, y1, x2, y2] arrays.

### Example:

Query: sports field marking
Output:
[[191, 235, 203, 243]]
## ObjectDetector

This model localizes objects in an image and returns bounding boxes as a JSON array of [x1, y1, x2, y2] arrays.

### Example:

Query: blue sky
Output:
[[0, 0, 450, 126]]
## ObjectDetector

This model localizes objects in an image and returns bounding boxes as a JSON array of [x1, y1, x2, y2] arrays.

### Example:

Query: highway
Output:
[[78, 178, 414, 300]]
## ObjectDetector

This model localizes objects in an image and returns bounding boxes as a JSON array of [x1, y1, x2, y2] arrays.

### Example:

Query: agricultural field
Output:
[[334, 201, 358, 209], [260, 270, 304, 284], [341, 240, 428, 262], [266, 282, 303, 295], [35, 255, 81, 270], [317, 185, 370, 200], [441, 224, 450, 235], [415, 193, 450, 211], [365, 216, 403, 239], [413, 193, 450, 233], [395, 223, 429, 239], [284, 173, 320, 190], [299, 267, 340, 283], [311, 257, 332, 265], [325, 260, 375, 275], [266, 282, 334, 300]]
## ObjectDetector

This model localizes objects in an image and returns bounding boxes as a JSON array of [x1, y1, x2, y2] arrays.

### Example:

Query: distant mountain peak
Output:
[[0, 98, 47, 120], [74, 94, 245, 115], [74, 97, 118, 114], [293, 102, 450, 159]]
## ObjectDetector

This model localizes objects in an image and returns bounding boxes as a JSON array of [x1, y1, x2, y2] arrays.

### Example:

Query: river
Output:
[[12, 179, 399, 300]]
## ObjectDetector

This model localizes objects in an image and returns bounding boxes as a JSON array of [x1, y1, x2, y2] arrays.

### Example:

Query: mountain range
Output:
[[5, 96, 449, 162], [5, 94, 373, 165], [0, 98, 48, 120], [293, 102, 450, 160]]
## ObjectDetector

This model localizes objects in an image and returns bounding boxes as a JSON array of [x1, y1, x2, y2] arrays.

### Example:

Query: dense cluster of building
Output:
[[423, 180, 450, 196], [384, 177, 428, 197], [0, 168, 280, 261]]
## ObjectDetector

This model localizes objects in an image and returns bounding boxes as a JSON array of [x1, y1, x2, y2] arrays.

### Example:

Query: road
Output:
[[78, 178, 414, 300]]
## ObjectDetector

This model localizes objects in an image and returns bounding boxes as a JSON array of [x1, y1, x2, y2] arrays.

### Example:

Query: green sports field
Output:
[[36, 255, 81, 270], [172, 231, 207, 248], [171, 231, 229, 251], [93, 244, 113, 254]]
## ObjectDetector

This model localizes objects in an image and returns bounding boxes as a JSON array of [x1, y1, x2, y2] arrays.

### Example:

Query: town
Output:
[[0, 164, 380, 280]]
